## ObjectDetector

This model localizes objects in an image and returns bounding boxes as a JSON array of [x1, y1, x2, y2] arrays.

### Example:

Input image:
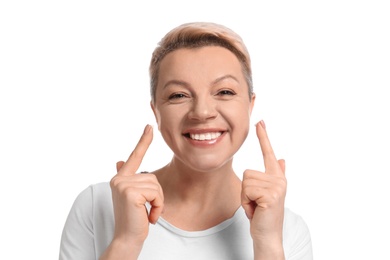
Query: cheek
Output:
[[222, 103, 252, 140], [154, 106, 177, 129], [157, 110, 187, 152], [157, 108, 184, 135], [224, 103, 251, 124]]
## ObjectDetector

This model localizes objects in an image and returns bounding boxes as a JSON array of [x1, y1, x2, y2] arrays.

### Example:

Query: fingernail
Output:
[[144, 124, 152, 134], [259, 120, 266, 129]]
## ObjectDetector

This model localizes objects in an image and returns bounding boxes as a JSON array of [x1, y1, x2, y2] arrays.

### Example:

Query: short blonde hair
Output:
[[149, 22, 253, 102]]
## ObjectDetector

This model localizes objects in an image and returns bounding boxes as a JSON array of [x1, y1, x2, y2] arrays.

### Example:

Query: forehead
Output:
[[157, 46, 245, 84]]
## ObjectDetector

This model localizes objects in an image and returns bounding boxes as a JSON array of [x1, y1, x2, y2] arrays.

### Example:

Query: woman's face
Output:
[[151, 46, 255, 172]]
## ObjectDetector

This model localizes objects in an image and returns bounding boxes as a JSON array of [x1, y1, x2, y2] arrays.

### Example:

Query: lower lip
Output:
[[184, 132, 226, 147]]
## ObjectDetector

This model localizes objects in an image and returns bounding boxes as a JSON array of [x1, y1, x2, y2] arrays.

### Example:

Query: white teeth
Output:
[[190, 132, 222, 140]]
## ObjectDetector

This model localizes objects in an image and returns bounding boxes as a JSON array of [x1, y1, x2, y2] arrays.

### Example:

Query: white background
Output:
[[1, 1, 389, 259]]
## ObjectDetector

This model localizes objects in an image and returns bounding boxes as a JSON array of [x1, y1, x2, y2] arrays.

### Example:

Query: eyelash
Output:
[[168, 93, 187, 100], [217, 90, 236, 96], [168, 89, 236, 100]]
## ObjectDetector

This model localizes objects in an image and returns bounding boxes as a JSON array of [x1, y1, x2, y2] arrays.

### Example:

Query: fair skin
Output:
[[100, 46, 286, 260]]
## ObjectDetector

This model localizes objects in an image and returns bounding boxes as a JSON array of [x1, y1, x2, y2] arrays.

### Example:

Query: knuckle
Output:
[[268, 188, 285, 204], [241, 178, 249, 187], [277, 176, 287, 188], [145, 174, 159, 184], [147, 173, 158, 181], [243, 169, 251, 177], [269, 190, 280, 201], [110, 176, 120, 188], [243, 170, 257, 179], [241, 185, 249, 195], [258, 202, 269, 209], [241, 181, 254, 193]]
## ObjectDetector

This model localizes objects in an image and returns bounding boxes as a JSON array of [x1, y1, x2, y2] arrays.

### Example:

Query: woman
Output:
[[60, 22, 312, 260]]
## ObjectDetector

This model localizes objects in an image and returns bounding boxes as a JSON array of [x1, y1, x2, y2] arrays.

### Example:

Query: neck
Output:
[[154, 156, 242, 230], [157, 156, 240, 202]]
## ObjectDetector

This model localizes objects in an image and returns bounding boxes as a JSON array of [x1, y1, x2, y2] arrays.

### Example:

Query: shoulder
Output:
[[73, 182, 111, 204], [90, 181, 111, 198], [283, 208, 309, 230], [63, 182, 114, 240], [68, 182, 112, 218], [60, 183, 113, 259], [283, 208, 313, 259]]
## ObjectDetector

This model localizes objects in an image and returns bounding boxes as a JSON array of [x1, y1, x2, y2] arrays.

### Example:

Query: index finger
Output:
[[118, 124, 153, 176], [256, 120, 280, 173]]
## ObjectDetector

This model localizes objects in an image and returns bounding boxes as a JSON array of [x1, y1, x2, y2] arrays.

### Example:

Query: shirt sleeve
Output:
[[59, 186, 96, 260], [285, 213, 313, 260]]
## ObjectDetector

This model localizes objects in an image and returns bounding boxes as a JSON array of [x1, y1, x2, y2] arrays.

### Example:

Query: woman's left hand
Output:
[[241, 120, 287, 259]]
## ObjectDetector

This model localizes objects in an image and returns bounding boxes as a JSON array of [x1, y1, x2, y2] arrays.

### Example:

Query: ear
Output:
[[249, 92, 256, 115]]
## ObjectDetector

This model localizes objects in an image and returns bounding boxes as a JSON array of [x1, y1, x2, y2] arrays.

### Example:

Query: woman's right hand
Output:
[[101, 125, 164, 259]]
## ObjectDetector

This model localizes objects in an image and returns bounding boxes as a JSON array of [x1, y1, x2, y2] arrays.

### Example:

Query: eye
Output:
[[168, 93, 187, 100], [217, 90, 236, 96], [167, 92, 190, 103]]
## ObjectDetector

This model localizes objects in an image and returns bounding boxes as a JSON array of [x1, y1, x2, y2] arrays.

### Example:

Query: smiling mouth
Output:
[[184, 132, 223, 141]]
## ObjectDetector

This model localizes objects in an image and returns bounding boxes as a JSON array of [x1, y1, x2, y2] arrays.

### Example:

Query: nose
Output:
[[188, 96, 218, 121]]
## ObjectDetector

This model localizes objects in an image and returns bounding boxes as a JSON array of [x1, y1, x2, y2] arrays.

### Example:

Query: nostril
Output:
[[188, 108, 218, 121]]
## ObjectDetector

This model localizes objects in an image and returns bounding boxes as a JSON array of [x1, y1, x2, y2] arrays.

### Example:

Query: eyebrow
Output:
[[212, 75, 240, 85], [163, 80, 190, 89], [163, 75, 240, 89]]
